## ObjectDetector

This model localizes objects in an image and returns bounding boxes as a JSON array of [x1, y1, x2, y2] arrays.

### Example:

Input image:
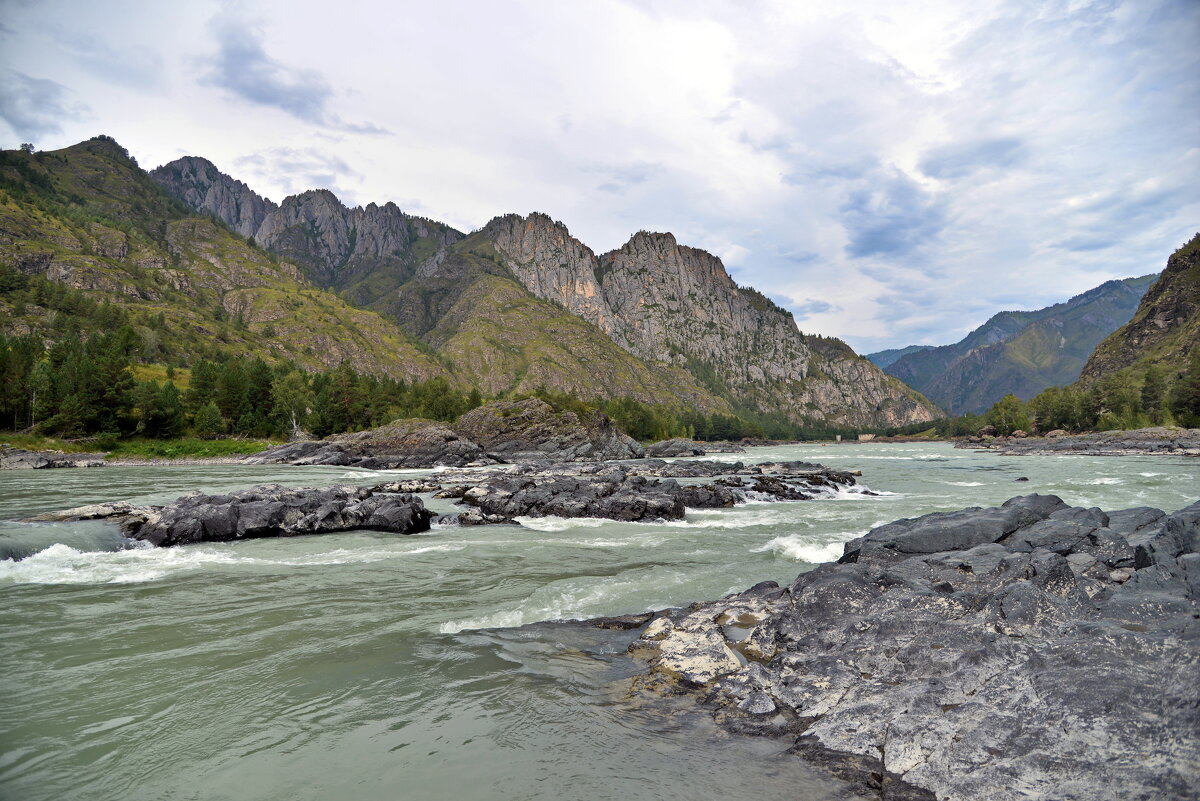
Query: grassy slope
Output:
[[0, 139, 450, 382], [1080, 235, 1200, 382]]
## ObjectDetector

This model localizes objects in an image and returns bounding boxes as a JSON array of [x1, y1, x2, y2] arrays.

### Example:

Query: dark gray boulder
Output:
[[1, 445, 106, 469], [444, 461, 859, 521], [644, 438, 706, 458], [625, 494, 1200, 801], [34, 484, 433, 546]]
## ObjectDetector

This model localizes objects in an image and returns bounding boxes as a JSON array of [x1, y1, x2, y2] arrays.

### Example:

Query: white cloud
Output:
[[0, 0, 1195, 353]]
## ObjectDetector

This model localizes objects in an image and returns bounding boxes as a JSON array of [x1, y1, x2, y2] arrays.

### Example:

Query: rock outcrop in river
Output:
[[622, 494, 1200, 800], [421, 459, 862, 523], [247, 399, 643, 468], [243, 419, 495, 469], [33, 484, 433, 545]]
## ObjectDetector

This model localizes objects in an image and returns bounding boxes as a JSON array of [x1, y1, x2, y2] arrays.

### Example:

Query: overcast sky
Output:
[[1, 0, 1197, 353]]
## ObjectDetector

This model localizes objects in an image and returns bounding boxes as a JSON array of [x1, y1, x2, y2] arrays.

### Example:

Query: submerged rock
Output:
[[624, 494, 1200, 801], [33, 484, 433, 546]]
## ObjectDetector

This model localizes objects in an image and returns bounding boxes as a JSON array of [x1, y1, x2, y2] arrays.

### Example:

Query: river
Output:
[[1, 442, 1196, 800]]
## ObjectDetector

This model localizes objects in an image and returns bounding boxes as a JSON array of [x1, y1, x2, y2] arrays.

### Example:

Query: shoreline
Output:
[[956, 426, 1200, 457]]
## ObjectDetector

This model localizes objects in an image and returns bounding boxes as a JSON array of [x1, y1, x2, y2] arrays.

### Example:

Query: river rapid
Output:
[[1, 442, 1196, 801]]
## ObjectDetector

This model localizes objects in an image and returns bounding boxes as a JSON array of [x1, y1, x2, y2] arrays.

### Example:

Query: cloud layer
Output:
[[0, 0, 1196, 352]]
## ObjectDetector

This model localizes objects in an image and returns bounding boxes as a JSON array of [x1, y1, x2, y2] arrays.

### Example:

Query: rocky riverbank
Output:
[[957, 426, 1200, 456], [616, 494, 1199, 801], [0, 445, 106, 469]]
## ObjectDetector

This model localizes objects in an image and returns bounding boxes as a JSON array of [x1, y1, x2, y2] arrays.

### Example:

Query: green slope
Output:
[[886, 273, 1157, 414], [0, 138, 449, 382], [1079, 234, 1200, 383]]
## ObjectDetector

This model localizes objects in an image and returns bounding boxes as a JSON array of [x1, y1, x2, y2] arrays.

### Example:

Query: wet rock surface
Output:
[[32, 484, 433, 546], [958, 426, 1200, 456], [1, 445, 106, 469], [424, 460, 862, 522], [622, 494, 1200, 801]]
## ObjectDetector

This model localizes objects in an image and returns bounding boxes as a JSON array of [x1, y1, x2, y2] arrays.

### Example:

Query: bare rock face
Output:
[[483, 217, 938, 429], [150, 156, 277, 239], [625, 494, 1200, 801], [481, 213, 626, 346], [455, 398, 644, 462], [151, 158, 464, 292]]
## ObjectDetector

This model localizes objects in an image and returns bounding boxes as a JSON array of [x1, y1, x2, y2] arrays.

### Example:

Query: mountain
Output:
[[152, 157, 937, 429], [0, 138, 448, 382], [879, 274, 1157, 415], [1078, 234, 1200, 383], [867, 345, 933, 370]]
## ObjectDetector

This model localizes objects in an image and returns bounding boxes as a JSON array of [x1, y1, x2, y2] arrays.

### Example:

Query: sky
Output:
[[1, 0, 1197, 353]]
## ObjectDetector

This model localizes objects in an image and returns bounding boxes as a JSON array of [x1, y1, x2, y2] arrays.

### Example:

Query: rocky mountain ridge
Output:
[[875, 273, 1157, 415], [151, 153, 938, 428]]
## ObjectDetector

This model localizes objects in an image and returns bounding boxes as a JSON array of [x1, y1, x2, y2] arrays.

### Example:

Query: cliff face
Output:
[[884, 274, 1157, 415], [150, 158, 464, 299], [150, 155, 276, 239], [486, 219, 938, 428], [1079, 235, 1200, 382], [481, 213, 625, 345]]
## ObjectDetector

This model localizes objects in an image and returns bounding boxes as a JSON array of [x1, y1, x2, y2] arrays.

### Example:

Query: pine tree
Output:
[[192, 401, 225, 439]]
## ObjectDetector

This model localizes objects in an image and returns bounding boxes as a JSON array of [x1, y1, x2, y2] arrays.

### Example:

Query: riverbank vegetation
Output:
[[882, 353, 1200, 438]]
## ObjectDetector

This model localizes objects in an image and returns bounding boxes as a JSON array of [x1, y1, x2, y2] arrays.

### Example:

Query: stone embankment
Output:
[[957, 426, 1200, 456], [618, 494, 1199, 800]]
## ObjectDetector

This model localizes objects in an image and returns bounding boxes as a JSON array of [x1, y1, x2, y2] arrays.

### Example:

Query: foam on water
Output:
[[0, 537, 479, 585], [752, 532, 857, 563], [438, 564, 699, 634], [515, 516, 610, 532]]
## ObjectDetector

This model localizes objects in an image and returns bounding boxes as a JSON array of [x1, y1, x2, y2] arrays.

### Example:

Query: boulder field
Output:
[[620, 494, 1200, 801]]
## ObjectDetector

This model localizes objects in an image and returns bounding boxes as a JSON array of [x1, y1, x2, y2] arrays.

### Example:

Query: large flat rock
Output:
[[625, 494, 1200, 800]]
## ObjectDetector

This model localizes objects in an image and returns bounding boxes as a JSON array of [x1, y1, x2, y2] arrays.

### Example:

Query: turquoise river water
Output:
[[1, 442, 1196, 800]]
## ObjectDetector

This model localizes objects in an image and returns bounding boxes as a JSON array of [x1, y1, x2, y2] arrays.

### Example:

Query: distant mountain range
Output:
[[0, 137, 938, 430], [868, 274, 1158, 415]]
